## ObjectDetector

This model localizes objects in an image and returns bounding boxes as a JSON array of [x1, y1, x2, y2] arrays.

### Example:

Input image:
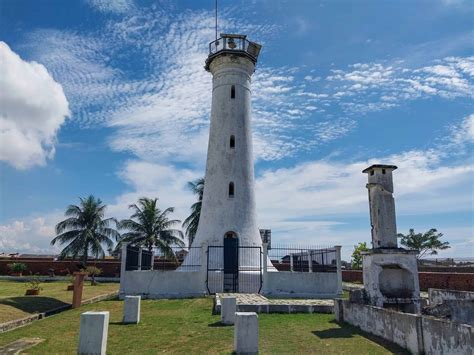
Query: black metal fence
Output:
[[267, 244, 337, 273], [206, 245, 262, 294], [125, 245, 140, 271], [124, 245, 201, 271], [153, 246, 201, 271]]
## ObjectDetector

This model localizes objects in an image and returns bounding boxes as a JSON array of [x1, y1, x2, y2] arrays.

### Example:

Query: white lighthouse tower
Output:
[[181, 34, 264, 292]]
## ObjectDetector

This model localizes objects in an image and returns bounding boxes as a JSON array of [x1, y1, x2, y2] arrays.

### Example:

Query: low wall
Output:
[[0, 259, 121, 277], [119, 270, 206, 299], [264, 271, 338, 298], [421, 316, 473, 354], [429, 288, 474, 304], [342, 270, 474, 291], [335, 300, 422, 353], [335, 299, 473, 354]]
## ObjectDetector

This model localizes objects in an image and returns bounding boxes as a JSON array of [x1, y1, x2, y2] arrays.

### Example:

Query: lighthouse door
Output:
[[223, 233, 239, 292]]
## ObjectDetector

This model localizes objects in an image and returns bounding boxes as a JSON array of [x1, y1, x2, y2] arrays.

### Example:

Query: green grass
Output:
[[0, 279, 118, 323], [0, 298, 407, 354]]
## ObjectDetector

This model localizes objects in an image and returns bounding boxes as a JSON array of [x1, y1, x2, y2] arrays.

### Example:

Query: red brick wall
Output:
[[0, 259, 121, 277], [342, 270, 474, 291]]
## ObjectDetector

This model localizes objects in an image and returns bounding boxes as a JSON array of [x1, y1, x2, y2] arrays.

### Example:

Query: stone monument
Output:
[[362, 164, 420, 313]]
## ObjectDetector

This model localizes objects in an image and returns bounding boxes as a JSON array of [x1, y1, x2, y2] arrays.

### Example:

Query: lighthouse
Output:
[[181, 34, 264, 292]]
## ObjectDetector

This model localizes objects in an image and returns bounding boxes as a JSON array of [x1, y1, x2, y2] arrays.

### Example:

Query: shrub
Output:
[[7, 262, 28, 274], [26, 274, 43, 291], [84, 266, 102, 286]]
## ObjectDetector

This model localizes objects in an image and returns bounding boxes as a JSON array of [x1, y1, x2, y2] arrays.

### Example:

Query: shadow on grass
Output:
[[0, 297, 70, 315], [312, 320, 409, 354], [208, 321, 232, 327]]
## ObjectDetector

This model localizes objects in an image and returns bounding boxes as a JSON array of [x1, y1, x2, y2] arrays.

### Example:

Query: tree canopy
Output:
[[182, 178, 204, 246], [118, 197, 184, 256], [351, 242, 369, 269], [51, 195, 120, 265], [397, 228, 450, 259]]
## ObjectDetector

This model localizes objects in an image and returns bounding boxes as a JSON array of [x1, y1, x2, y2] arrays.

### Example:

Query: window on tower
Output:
[[231, 85, 235, 99], [230, 135, 235, 149], [228, 182, 234, 198]]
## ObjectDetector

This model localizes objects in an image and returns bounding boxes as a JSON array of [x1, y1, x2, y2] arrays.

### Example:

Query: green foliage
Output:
[[351, 242, 369, 269], [51, 195, 120, 265], [7, 262, 28, 273], [84, 266, 102, 286], [182, 177, 204, 246], [117, 197, 184, 256], [397, 228, 450, 259], [26, 275, 43, 291]]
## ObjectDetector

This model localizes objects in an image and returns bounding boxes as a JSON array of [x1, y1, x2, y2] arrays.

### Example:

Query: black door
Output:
[[223, 234, 238, 292]]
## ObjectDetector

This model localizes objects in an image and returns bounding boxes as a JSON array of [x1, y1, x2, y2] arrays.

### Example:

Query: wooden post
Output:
[[72, 272, 87, 309]]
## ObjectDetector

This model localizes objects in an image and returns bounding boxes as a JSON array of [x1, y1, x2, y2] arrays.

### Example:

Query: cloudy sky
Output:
[[0, 0, 472, 260]]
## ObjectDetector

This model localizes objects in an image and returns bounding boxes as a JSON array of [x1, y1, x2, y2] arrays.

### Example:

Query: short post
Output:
[[335, 245, 343, 296], [290, 254, 294, 272], [221, 296, 237, 325], [78, 311, 109, 355], [72, 272, 87, 309], [234, 312, 258, 354], [123, 296, 141, 324]]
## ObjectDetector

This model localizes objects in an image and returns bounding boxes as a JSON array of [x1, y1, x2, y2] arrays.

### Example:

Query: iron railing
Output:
[[267, 244, 337, 273], [206, 245, 262, 294]]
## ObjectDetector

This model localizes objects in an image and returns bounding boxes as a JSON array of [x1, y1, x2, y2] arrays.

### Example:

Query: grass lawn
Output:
[[0, 279, 118, 324], [0, 298, 407, 354]]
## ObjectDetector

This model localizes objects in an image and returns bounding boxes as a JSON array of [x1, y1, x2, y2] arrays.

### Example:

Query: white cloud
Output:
[[325, 57, 474, 113], [85, 0, 134, 13], [449, 113, 474, 145], [0, 216, 60, 254], [0, 42, 69, 169]]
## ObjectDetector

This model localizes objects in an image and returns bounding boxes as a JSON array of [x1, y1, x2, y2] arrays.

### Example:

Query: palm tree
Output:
[[118, 198, 184, 256], [51, 195, 120, 266], [182, 178, 204, 246]]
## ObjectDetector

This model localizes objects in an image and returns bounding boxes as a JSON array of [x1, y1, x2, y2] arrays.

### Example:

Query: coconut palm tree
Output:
[[51, 195, 120, 266], [182, 178, 204, 246], [118, 198, 184, 256]]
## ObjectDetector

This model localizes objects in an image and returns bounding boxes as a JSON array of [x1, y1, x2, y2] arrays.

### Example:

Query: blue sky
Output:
[[0, 0, 472, 260]]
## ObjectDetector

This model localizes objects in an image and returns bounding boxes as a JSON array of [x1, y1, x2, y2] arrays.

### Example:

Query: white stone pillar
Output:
[[308, 251, 312, 273], [335, 245, 343, 296], [137, 247, 142, 271], [123, 296, 141, 324], [234, 312, 258, 354], [78, 311, 109, 355], [119, 243, 128, 297], [221, 296, 237, 325], [290, 254, 294, 272]]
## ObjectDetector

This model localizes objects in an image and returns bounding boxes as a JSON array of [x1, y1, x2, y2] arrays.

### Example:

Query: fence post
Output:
[[150, 248, 155, 271], [262, 243, 268, 292], [290, 254, 294, 272], [120, 243, 128, 279], [308, 251, 313, 273], [200, 245, 208, 294], [335, 245, 343, 296], [137, 247, 142, 271]]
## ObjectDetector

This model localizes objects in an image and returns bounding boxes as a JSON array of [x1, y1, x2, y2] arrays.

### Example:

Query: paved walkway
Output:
[[215, 293, 334, 314], [0, 338, 44, 354]]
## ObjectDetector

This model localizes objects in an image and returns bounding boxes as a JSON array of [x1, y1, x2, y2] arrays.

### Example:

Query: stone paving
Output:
[[215, 293, 334, 314], [0, 338, 44, 354]]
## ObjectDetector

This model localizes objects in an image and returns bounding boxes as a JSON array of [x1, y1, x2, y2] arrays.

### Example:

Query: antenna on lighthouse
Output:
[[215, 0, 218, 41]]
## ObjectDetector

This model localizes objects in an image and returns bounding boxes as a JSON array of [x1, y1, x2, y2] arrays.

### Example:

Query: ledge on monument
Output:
[[362, 248, 418, 255]]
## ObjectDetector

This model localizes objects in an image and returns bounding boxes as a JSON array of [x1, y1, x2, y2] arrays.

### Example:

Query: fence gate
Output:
[[206, 245, 262, 294]]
